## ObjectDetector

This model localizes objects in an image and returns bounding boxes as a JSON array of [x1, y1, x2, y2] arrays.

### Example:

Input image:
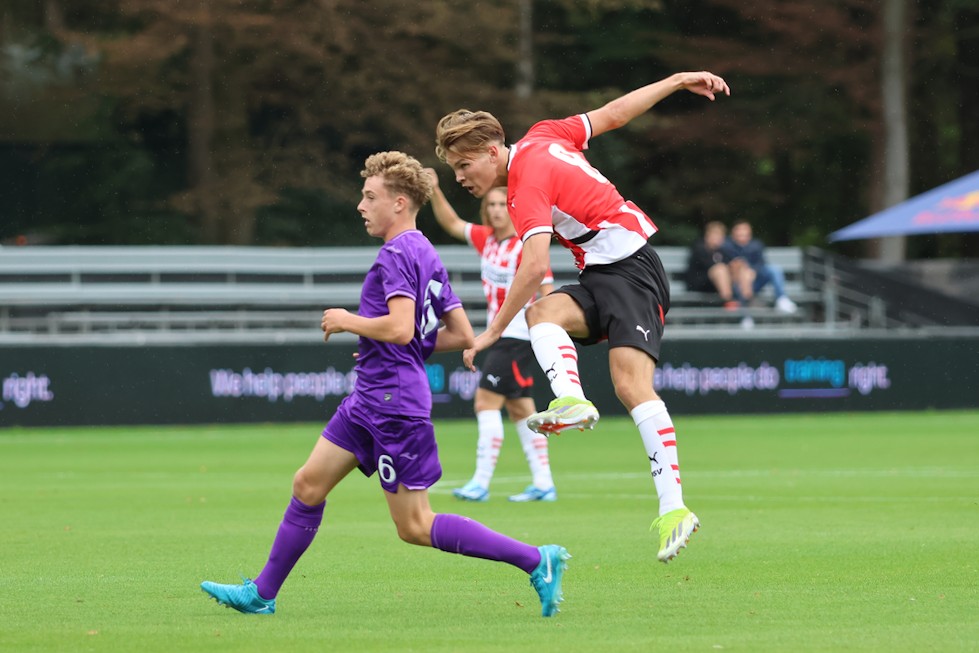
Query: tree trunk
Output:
[[214, 72, 256, 246], [188, 14, 219, 243], [955, 6, 979, 257], [43, 0, 64, 30], [876, 0, 909, 263], [515, 0, 534, 101], [956, 8, 979, 172]]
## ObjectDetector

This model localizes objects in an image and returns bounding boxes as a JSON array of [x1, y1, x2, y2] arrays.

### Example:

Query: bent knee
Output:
[[473, 393, 503, 414], [525, 301, 545, 326], [292, 467, 327, 505], [526, 295, 586, 334], [505, 398, 536, 422], [611, 367, 658, 409], [614, 385, 659, 411]]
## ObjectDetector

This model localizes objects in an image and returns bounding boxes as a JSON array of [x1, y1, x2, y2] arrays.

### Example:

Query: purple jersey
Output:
[[352, 230, 462, 417]]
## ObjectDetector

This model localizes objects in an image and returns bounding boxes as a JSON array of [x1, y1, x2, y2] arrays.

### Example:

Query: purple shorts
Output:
[[322, 395, 442, 493]]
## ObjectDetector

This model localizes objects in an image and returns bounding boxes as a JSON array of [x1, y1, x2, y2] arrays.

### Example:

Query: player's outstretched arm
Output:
[[424, 168, 468, 242], [462, 233, 550, 370], [586, 71, 731, 138], [434, 306, 475, 353]]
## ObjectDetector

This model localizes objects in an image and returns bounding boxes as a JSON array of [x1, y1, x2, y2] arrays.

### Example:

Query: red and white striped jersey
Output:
[[507, 114, 658, 269], [465, 223, 554, 341]]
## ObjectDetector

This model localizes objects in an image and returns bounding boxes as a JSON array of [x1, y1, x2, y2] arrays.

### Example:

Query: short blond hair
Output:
[[361, 151, 433, 210], [434, 109, 506, 163]]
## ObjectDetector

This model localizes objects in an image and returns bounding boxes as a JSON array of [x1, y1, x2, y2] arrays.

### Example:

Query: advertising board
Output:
[[1, 334, 976, 427]]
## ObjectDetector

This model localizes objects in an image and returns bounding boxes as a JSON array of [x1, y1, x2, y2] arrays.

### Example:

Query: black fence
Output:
[[804, 247, 979, 328]]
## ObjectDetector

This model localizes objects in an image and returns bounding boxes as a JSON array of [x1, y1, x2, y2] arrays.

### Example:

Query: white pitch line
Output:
[[430, 487, 977, 504], [438, 467, 979, 486]]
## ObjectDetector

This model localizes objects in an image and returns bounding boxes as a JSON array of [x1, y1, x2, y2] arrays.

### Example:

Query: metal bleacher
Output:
[[0, 244, 820, 343]]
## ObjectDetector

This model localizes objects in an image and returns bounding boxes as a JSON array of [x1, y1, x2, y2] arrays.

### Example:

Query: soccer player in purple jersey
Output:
[[200, 151, 570, 618]]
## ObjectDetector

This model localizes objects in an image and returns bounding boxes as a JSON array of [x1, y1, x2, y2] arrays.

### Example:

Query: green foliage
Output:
[[1, 1, 977, 255], [1, 411, 977, 651], [0, 132, 193, 245], [254, 187, 366, 247]]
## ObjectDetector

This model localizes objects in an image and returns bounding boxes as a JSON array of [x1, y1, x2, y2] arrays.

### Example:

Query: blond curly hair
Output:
[[361, 151, 434, 210]]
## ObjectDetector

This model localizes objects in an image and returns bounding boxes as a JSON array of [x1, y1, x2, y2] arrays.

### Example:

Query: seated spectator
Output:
[[684, 221, 743, 309], [721, 220, 798, 314]]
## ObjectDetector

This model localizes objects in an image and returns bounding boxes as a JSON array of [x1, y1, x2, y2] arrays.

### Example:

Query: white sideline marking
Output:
[[430, 486, 976, 504], [432, 467, 978, 503], [437, 466, 979, 487]]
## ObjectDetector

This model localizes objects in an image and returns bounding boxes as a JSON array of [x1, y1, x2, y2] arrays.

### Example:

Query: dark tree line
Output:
[[1, 0, 977, 259]]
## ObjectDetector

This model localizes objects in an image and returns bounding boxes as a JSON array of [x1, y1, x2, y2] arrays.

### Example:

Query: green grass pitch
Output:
[[1, 411, 977, 652]]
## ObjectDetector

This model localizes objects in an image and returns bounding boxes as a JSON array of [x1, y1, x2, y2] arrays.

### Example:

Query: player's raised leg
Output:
[[525, 295, 599, 434]]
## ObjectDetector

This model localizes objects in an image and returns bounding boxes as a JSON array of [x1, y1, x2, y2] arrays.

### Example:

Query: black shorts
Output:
[[554, 243, 670, 362], [478, 337, 536, 399]]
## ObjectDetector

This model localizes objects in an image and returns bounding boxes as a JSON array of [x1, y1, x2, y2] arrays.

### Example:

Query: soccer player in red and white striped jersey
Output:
[[435, 71, 730, 563], [426, 170, 557, 503]]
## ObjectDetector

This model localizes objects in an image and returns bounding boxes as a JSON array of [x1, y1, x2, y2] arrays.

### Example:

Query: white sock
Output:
[[529, 322, 585, 400], [516, 417, 553, 489], [471, 410, 504, 488], [631, 400, 685, 515]]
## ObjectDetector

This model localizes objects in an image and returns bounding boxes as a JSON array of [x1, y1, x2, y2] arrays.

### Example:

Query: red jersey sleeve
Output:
[[509, 185, 554, 242], [465, 223, 492, 255], [526, 114, 591, 151]]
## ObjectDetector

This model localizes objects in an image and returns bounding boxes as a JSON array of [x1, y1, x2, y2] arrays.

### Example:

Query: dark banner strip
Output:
[[1, 335, 977, 427]]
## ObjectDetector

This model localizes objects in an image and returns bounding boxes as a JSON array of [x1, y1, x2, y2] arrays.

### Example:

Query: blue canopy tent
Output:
[[828, 169, 979, 242]]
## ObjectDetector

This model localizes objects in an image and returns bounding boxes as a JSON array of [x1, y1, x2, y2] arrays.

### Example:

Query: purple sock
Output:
[[430, 513, 541, 574], [253, 496, 324, 599]]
